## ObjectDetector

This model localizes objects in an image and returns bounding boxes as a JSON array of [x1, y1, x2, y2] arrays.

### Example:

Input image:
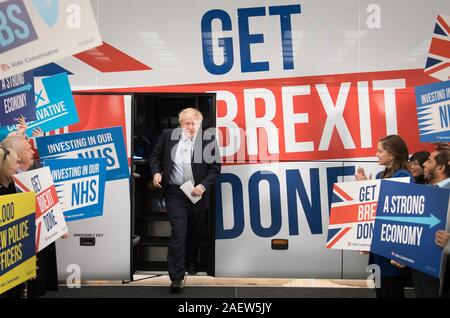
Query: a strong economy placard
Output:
[[0, 72, 79, 140], [45, 158, 107, 222], [0, 70, 35, 126], [371, 181, 450, 278], [36, 127, 129, 182], [326, 177, 410, 251], [0, 0, 102, 79], [13, 167, 68, 252], [0, 192, 36, 294]]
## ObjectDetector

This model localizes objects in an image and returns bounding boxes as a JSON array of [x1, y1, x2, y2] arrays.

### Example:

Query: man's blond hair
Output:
[[178, 107, 203, 125]]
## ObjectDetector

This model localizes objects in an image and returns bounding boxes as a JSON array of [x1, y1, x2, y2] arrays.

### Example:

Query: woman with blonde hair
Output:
[[355, 135, 413, 298]]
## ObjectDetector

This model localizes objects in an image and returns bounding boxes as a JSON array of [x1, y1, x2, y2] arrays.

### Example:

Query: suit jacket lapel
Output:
[[166, 128, 182, 175], [192, 128, 204, 164]]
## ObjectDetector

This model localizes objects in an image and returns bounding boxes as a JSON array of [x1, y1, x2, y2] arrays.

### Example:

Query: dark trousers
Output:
[[442, 255, 450, 297], [27, 242, 59, 298], [185, 207, 204, 266], [165, 184, 205, 281], [412, 269, 440, 298], [375, 276, 405, 298]]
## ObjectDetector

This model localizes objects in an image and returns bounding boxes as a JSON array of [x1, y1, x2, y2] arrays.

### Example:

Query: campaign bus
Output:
[[6, 0, 447, 281]]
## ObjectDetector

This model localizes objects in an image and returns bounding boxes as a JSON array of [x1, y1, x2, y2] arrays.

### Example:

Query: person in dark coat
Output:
[[150, 107, 221, 292], [411, 144, 450, 297]]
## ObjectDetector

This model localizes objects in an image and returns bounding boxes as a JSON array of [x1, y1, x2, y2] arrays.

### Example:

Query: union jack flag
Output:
[[424, 14, 450, 81], [326, 184, 354, 249]]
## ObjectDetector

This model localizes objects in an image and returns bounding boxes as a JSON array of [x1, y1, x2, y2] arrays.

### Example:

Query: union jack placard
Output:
[[326, 178, 410, 251], [13, 167, 68, 252], [425, 14, 450, 81]]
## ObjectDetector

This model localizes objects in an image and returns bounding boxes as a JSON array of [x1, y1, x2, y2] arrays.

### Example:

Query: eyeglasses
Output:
[[3, 148, 10, 160]]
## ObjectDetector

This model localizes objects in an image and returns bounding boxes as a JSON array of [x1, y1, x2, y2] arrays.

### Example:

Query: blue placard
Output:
[[36, 127, 129, 182], [415, 80, 450, 142], [0, 72, 79, 140], [44, 158, 107, 222], [371, 180, 450, 278], [0, 70, 35, 126]]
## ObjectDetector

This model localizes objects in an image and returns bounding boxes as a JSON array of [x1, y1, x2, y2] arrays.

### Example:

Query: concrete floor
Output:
[[41, 272, 415, 298]]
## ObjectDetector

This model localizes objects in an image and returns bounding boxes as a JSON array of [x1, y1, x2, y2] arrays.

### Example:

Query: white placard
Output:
[[13, 166, 68, 252], [0, 0, 102, 79]]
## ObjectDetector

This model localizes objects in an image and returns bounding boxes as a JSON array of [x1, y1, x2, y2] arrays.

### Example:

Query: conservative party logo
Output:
[[34, 75, 50, 107], [0, 0, 38, 54]]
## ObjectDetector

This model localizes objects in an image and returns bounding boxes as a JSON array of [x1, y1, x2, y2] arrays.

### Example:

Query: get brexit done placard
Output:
[[326, 178, 410, 251], [13, 166, 68, 252]]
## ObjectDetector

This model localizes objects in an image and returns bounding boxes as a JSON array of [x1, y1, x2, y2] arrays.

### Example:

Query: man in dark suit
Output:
[[150, 107, 221, 292], [411, 144, 450, 297]]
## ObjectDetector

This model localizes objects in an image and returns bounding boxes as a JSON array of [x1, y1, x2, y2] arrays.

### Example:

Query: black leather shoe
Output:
[[186, 263, 197, 275], [170, 280, 183, 292]]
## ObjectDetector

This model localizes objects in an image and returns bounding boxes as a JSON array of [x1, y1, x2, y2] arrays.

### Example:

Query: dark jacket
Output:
[[0, 182, 16, 195], [150, 128, 221, 212], [437, 179, 450, 296]]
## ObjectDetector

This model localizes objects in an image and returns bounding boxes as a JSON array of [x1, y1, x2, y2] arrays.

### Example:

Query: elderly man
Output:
[[150, 107, 221, 292], [1, 135, 36, 172]]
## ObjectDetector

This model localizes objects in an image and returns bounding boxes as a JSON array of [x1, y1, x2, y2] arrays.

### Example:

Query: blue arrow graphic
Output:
[[0, 83, 32, 97], [377, 214, 441, 228]]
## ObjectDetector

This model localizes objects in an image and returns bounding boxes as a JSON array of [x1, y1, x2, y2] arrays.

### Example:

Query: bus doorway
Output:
[[131, 93, 217, 276]]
